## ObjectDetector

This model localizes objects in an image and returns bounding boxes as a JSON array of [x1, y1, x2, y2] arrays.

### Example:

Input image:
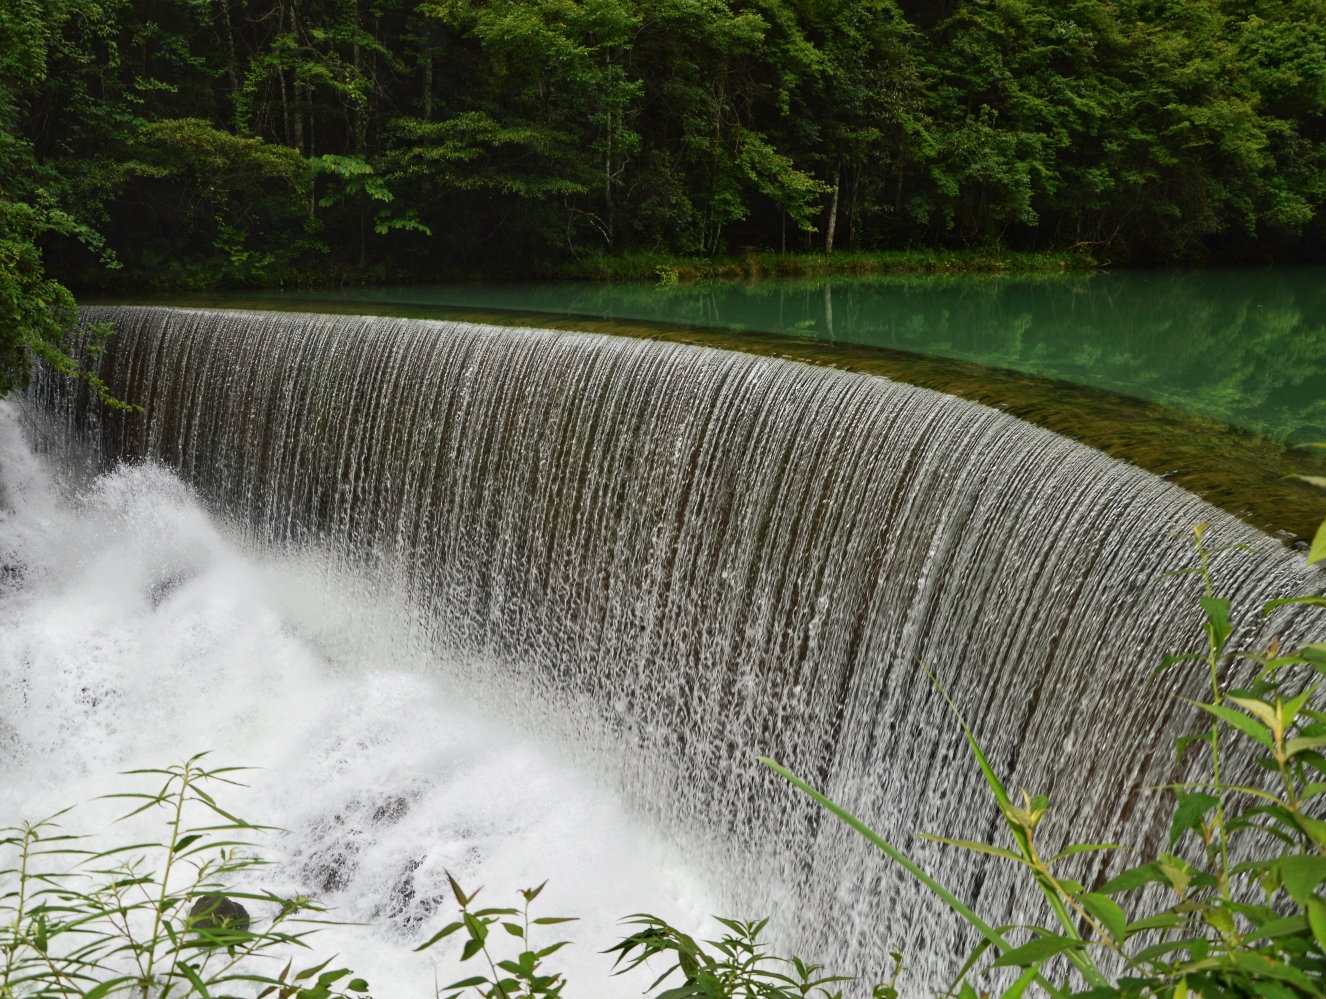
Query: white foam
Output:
[[0, 401, 716, 997]]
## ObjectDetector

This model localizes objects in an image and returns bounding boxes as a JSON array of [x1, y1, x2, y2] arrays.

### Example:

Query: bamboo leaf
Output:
[[81, 977, 135, 999], [443, 977, 489, 990], [917, 834, 1027, 864], [999, 965, 1039, 999], [180, 961, 212, 999]]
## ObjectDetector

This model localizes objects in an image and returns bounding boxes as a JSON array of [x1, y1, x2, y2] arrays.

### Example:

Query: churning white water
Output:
[[16, 306, 1326, 995], [0, 401, 718, 999]]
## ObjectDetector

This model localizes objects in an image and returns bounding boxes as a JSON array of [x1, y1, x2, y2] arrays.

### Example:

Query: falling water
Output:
[[19, 306, 1326, 994]]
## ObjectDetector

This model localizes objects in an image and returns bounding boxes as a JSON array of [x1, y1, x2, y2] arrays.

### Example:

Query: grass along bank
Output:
[[550, 248, 1101, 283]]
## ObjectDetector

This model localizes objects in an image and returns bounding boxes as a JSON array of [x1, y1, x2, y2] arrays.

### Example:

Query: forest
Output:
[[1, 0, 1326, 357]]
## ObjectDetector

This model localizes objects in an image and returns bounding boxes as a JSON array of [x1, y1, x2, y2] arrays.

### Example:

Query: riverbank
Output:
[[550, 248, 1101, 282], [62, 247, 1102, 297]]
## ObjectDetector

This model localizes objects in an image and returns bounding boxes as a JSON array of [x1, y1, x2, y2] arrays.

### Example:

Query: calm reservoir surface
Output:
[[288, 266, 1326, 444]]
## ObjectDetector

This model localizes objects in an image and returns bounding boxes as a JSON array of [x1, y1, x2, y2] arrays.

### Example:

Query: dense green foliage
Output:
[[2, 0, 1326, 388], [4, 0, 1326, 280]]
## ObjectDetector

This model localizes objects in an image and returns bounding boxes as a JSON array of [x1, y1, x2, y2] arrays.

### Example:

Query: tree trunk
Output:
[[293, 82, 304, 153], [849, 167, 858, 249], [219, 0, 240, 131], [278, 67, 291, 144], [423, 52, 433, 121], [277, 1, 292, 144], [604, 110, 613, 249], [352, 39, 365, 153], [824, 170, 840, 253]]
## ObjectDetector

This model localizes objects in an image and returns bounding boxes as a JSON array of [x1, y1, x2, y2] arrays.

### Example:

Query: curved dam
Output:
[[20, 305, 1326, 994]]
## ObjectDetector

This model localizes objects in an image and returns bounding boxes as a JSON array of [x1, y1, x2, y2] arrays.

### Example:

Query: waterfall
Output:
[[26, 306, 1325, 994]]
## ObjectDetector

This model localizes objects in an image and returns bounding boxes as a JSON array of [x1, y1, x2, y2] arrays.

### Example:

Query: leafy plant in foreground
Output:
[[765, 521, 1326, 999], [414, 875, 576, 999], [0, 754, 369, 999], [606, 913, 884, 999]]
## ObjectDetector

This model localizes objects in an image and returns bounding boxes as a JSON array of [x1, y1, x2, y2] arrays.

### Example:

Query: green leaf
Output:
[[1175, 731, 1213, 763], [1298, 814, 1326, 850], [295, 960, 334, 982], [1200, 597, 1232, 649], [1264, 596, 1326, 617], [1100, 862, 1165, 895], [415, 922, 463, 951], [999, 965, 1039, 999], [1078, 894, 1126, 943], [758, 761, 1020, 967], [180, 961, 212, 999], [1287, 736, 1326, 757], [1308, 896, 1326, 952], [81, 978, 135, 999], [1310, 519, 1326, 566], [443, 978, 489, 990], [461, 938, 484, 961], [1302, 647, 1326, 676], [502, 922, 524, 937], [991, 934, 1084, 968], [1228, 695, 1279, 730], [917, 834, 1026, 864], [1132, 938, 1205, 964], [1246, 915, 1307, 940], [531, 917, 578, 925], [346, 981, 369, 992], [1284, 856, 1326, 905], [1124, 914, 1185, 935], [447, 872, 472, 909], [1192, 701, 1274, 748], [173, 833, 204, 853], [1170, 793, 1219, 846], [1251, 980, 1298, 999]]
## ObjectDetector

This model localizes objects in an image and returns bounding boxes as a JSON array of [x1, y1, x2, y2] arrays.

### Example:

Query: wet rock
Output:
[[189, 894, 250, 931]]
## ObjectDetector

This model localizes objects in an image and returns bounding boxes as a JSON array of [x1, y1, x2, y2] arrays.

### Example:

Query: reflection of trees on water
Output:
[[509, 269, 1326, 443]]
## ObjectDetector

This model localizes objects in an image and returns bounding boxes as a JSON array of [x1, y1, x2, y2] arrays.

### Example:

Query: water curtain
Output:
[[29, 306, 1324, 993]]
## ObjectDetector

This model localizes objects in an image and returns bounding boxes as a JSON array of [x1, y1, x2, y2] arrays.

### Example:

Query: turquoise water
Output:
[[283, 267, 1326, 443]]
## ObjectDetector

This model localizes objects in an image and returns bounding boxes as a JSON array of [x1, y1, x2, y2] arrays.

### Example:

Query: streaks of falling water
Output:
[[26, 306, 1326, 994]]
